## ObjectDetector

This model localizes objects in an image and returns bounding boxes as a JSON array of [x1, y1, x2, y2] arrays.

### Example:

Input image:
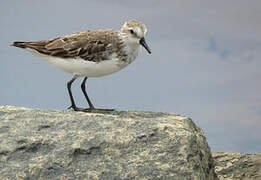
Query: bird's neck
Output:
[[119, 33, 141, 63]]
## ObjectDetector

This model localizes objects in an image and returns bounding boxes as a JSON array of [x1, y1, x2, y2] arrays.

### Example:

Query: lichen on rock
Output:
[[0, 106, 216, 179]]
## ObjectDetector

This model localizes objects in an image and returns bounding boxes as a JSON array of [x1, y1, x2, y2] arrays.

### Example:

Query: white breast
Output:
[[25, 39, 141, 77]]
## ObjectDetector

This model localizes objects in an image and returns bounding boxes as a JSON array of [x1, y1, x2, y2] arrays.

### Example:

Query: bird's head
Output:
[[121, 20, 151, 54]]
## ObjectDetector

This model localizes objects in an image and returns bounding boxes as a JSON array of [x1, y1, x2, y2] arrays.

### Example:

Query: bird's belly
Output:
[[33, 52, 126, 77], [69, 58, 124, 77]]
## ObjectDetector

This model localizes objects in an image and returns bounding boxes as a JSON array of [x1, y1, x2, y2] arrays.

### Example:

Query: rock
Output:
[[213, 152, 261, 180], [0, 106, 216, 179]]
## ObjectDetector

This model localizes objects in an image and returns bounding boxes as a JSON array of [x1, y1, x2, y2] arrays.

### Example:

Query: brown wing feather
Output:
[[13, 30, 122, 62]]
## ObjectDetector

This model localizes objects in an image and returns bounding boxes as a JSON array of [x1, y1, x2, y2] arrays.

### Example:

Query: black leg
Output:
[[81, 77, 95, 109], [67, 75, 78, 110], [67, 75, 114, 112], [67, 75, 88, 112], [80, 77, 114, 112]]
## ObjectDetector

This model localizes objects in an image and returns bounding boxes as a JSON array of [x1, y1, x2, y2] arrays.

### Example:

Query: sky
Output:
[[1, 0, 261, 153]]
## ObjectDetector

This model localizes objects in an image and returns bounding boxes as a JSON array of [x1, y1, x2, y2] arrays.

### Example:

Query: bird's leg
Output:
[[67, 75, 78, 110], [81, 77, 95, 110], [67, 75, 86, 111], [80, 77, 114, 112], [67, 75, 114, 112]]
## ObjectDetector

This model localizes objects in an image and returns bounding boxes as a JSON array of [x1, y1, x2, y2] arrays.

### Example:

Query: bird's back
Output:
[[12, 29, 125, 63]]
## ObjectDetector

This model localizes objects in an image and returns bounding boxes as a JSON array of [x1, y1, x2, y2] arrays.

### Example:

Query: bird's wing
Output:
[[13, 30, 121, 62]]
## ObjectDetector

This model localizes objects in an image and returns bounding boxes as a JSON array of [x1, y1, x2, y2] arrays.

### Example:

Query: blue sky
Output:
[[1, 0, 261, 153]]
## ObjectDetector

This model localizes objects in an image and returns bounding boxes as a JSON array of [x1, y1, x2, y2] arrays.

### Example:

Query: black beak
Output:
[[140, 37, 151, 54]]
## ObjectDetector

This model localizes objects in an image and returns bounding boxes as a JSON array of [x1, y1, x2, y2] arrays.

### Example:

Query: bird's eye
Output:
[[129, 29, 134, 34]]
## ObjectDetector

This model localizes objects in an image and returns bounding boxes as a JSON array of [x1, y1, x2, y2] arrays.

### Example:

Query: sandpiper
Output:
[[12, 20, 151, 112]]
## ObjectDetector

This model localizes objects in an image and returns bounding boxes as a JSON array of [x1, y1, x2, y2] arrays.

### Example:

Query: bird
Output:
[[12, 20, 151, 112]]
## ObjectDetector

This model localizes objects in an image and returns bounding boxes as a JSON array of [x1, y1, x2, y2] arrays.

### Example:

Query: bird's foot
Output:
[[68, 105, 114, 112], [91, 108, 115, 112]]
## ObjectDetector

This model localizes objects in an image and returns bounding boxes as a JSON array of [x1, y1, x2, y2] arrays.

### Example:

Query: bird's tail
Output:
[[11, 41, 27, 48]]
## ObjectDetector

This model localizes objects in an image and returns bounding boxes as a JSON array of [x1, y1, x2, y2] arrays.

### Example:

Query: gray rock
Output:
[[213, 152, 261, 180], [0, 106, 216, 179]]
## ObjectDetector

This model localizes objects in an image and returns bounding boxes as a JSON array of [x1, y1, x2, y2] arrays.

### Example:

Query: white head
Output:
[[121, 20, 151, 54]]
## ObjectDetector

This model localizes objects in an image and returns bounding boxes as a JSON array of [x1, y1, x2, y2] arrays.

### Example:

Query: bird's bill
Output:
[[140, 37, 151, 54]]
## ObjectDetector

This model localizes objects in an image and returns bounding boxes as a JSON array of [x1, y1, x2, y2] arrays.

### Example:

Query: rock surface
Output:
[[213, 152, 261, 180], [0, 106, 216, 179]]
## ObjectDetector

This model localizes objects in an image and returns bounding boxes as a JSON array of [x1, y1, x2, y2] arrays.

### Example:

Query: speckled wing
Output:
[[12, 30, 122, 62]]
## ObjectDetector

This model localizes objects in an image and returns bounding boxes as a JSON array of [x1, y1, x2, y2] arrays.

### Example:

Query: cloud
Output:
[[207, 38, 229, 59]]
